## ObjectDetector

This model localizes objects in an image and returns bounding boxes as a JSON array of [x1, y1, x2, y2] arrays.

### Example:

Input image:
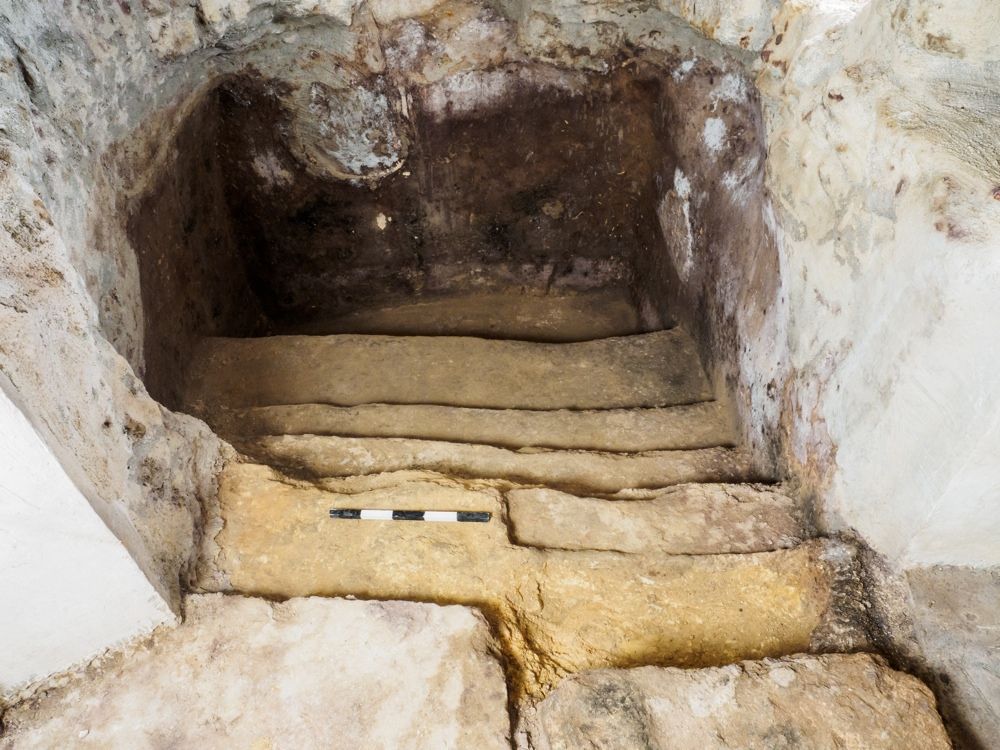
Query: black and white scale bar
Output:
[[329, 508, 491, 523]]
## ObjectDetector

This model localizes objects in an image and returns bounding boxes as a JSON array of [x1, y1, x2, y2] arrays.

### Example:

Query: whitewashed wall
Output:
[[0, 380, 173, 697], [757, 0, 1000, 568]]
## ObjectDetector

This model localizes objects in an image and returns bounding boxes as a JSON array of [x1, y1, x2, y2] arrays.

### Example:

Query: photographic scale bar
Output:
[[329, 508, 492, 523]]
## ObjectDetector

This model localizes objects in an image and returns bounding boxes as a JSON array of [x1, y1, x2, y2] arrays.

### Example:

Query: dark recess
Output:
[[126, 66, 680, 408]]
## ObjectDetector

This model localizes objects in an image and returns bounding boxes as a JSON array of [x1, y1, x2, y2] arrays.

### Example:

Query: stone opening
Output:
[[218, 68, 662, 320], [125, 52, 771, 413], [107, 19, 784, 704]]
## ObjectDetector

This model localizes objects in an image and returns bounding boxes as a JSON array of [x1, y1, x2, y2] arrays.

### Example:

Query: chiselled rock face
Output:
[[0, 0, 777, 705], [213, 67, 660, 322]]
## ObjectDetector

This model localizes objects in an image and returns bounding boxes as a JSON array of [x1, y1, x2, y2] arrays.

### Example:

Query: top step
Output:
[[273, 288, 642, 341], [183, 329, 714, 412]]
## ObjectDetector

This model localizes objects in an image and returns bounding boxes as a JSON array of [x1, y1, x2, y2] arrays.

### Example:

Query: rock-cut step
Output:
[[230, 434, 763, 494], [274, 288, 642, 342], [202, 400, 737, 453], [199, 463, 867, 699], [507, 485, 808, 554], [182, 329, 714, 412]]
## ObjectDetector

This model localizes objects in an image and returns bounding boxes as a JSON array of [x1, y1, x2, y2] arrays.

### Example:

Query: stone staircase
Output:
[[0, 292, 952, 748], [183, 292, 868, 701]]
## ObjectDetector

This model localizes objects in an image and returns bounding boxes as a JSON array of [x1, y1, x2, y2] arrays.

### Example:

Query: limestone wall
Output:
[[753, 3, 1000, 742], [759, 0, 1000, 570], [0, 0, 233, 700]]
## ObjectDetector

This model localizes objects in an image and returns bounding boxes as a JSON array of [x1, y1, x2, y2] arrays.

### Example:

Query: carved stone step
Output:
[[506, 484, 808, 554], [275, 288, 642, 341], [183, 329, 713, 412], [202, 400, 736, 453], [231, 435, 763, 495]]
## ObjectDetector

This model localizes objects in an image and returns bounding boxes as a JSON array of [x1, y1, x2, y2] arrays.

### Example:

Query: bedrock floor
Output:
[[0, 290, 952, 748]]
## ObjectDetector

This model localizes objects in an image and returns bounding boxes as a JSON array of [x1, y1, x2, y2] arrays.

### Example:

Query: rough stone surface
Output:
[[659, 0, 778, 51], [907, 566, 1000, 749], [0, 0, 765, 692], [183, 330, 714, 411], [199, 462, 860, 698], [209, 399, 736, 452], [507, 484, 807, 554], [235, 435, 761, 494], [0, 595, 510, 750], [520, 653, 951, 750], [0, 0, 745, 668]]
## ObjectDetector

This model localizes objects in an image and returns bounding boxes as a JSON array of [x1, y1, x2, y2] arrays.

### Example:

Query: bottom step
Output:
[[521, 653, 951, 750]]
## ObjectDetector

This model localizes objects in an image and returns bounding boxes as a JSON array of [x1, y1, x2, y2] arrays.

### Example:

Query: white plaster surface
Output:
[[756, 0, 1000, 568], [0, 383, 173, 699]]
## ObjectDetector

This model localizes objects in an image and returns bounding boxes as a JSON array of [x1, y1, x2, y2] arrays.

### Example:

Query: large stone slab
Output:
[[203, 400, 736, 453], [234, 435, 761, 494], [0, 595, 509, 750], [183, 329, 714, 411], [507, 484, 807, 554], [199, 463, 861, 698], [520, 654, 951, 750]]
